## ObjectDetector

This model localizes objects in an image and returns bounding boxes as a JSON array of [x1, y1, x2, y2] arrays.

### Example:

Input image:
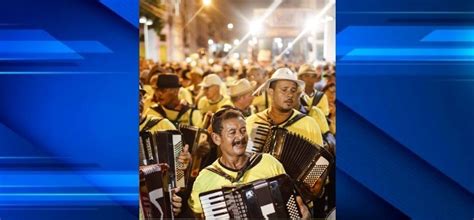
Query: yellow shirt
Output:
[[139, 114, 176, 132], [142, 85, 155, 111], [246, 109, 323, 146], [252, 91, 271, 113], [147, 104, 203, 128], [197, 95, 233, 114], [179, 87, 194, 105], [218, 102, 257, 118], [188, 153, 286, 214], [308, 106, 330, 134], [301, 90, 330, 116]]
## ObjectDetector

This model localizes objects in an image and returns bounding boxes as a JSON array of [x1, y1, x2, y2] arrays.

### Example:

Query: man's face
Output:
[[269, 80, 299, 112], [190, 73, 203, 85], [154, 87, 178, 105], [213, 117, 248, 157], [299, 73, 318, 90], [203, 85, 220, 100], [239, 92, 254, 109], [248, 70, 265, 84]]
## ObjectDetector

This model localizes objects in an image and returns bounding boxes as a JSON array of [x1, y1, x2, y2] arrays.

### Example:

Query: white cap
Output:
[[253, 67, 305, 96], [199, 74, 223, 88]]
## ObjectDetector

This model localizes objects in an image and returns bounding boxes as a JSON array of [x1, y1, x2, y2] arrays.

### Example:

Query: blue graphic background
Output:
[[337, 0, 474, 219], [0, 0, 138, 219]]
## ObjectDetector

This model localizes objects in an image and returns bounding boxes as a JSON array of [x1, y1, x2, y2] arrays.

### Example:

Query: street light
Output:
[[227, 23, 234, 30], [203, 0, 211, 6], [141, 17, 154, 59], [208, 39, 214, 45], [249, 19, 262, 36], [233, 39, 240, 46]]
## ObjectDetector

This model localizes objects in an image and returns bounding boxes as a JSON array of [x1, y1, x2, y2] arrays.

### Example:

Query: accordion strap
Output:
[[141, 117, 163, 132], [282, 113, 306, 128], [312, 90, 325, 109], [206, 153, 263, 183], [153, 104, 191, 126]]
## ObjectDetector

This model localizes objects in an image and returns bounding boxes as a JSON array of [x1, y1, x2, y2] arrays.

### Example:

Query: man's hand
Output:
[[172, 187, 183, 216], [296, 196, 311, 220], [178, 144, 191, 170]]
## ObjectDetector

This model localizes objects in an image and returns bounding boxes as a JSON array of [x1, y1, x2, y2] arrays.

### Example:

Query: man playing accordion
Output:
[[188, 108, 310, 219]]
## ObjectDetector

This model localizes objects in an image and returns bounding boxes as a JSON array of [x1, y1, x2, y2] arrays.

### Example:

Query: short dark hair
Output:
[[211, 108, 244, 134]]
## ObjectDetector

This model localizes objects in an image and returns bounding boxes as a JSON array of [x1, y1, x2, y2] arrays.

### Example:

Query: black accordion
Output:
[[139, 130, 185, 188], [139, 164, 174, 219], [178, 125, 210, 182], [199, 174, 302, 219], [248, 126, 334, 201]]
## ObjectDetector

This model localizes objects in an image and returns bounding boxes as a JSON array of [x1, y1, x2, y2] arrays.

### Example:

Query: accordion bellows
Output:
[[199, 174, 302, 219], [139, 130, 185, 189], [249, 126, 334, 200], [139, 164, 174, 219]]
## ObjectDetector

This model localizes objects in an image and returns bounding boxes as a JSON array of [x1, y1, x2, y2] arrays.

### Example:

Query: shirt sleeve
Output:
[[317, 94, 330, 116], [197, 97, 206, 112], [191, 109, 204, 128], [309, 107, 330, 134], [155, 118, 177, 131], [188, 174, 205, 214]]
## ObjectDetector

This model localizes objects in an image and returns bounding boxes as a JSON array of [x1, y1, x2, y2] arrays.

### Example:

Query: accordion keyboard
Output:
[[248, 122, 271, 153], [200, 190, 230, 219], [199, 174, 301, 219], [287, 194, 300, 219], [303, 157, 329, 187]]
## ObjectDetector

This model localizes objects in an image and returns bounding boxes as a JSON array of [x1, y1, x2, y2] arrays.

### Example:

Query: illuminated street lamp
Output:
[[249, 19, 262, 36], [227, 23, 234, 30], [203, 0, 211, 6], [141, 17, 153, 59], [208, 39, 214, 45], [233, 39, 240, 46]]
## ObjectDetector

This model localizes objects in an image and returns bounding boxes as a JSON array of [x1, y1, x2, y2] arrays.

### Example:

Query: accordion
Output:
[[139, 164, 174, 219], [178, 125, 210, 182], [248, 125, 334, 201], [199, 174, 302, 219], [139, 130, 185, 188]]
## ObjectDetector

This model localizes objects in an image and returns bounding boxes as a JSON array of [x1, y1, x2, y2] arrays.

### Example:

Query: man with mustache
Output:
[[188, 108, 310, 219], [246, 68, 323, 147]]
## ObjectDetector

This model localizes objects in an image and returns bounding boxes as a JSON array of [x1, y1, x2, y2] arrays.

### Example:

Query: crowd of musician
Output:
[[139, 54, 336, 219]]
